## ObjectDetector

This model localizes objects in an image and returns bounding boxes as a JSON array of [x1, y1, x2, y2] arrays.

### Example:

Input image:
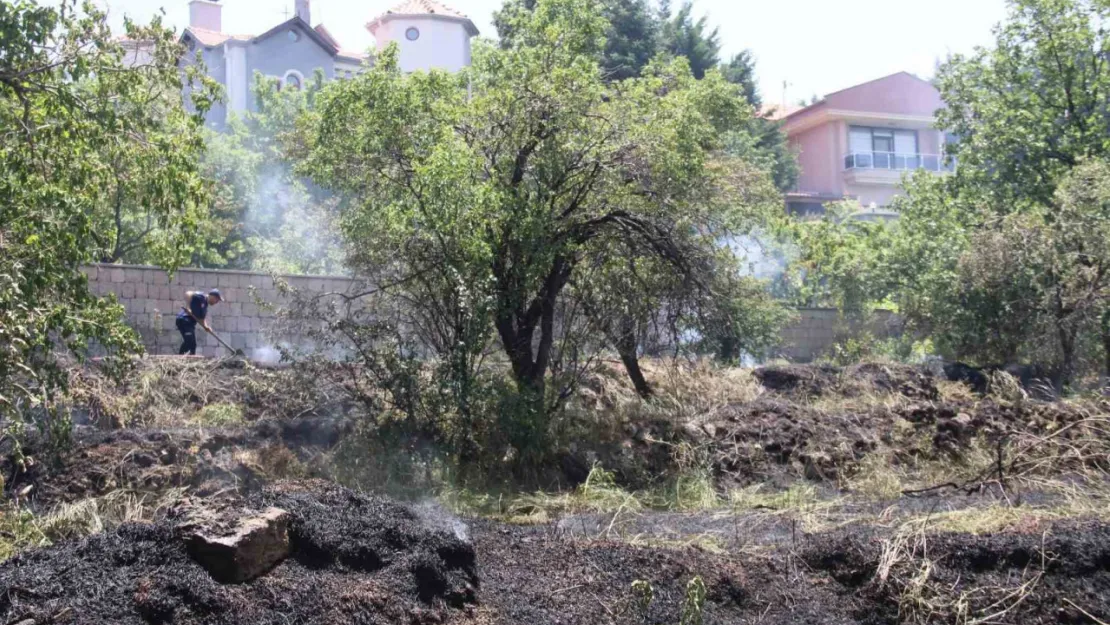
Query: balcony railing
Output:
[[844, 152, 956, 173]]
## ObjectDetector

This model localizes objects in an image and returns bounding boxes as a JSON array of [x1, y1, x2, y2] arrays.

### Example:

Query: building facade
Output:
[[778, 72, 953, 218], [180, 0, 478, 126]]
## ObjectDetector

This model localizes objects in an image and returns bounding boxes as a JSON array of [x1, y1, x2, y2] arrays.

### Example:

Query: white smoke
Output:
[[413, 499, 470, 542], [252, 345, 282, 365]]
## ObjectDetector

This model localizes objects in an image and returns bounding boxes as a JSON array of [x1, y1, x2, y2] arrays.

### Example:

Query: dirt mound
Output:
[[804, 521, 1110, 624], [753, 363, 938, 400], [701, 399, 881, 485], [0, 482, 478, 625]]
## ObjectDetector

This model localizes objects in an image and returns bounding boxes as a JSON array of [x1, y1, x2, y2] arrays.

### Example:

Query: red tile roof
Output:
[[382, 0, 469, 19]]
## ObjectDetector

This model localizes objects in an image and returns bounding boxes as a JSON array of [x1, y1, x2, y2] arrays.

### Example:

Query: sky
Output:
[[88, 0, 1010, 105]]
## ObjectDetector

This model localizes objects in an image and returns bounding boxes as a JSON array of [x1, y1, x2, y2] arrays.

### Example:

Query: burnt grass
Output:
[[0, 482, 479, 625], [2, 360, 1110, 623]]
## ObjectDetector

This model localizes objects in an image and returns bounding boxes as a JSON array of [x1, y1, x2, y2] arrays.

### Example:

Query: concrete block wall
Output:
[[777, 308, 901, 363], [84, 264, 897, 362], [82, 264, 358, 358]]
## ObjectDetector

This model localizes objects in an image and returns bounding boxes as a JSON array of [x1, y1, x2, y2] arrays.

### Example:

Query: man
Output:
[[177, 289, 222, 355]]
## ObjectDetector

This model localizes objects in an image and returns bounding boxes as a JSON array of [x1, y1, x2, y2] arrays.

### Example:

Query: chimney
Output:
[[295, 0, 311, 24], [189, 0, 222, 32]]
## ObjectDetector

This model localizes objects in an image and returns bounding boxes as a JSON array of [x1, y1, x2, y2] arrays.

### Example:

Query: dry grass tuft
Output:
[[0, 487, 186, 563], [571, 359, 764, 428], [874, 517, 1049, 625]]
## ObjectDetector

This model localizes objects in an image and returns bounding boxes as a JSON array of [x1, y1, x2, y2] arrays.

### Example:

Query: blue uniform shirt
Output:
[[177, 292, 208, 326]]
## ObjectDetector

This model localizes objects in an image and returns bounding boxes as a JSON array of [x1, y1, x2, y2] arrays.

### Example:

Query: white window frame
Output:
[[283, 70, 305, 91]]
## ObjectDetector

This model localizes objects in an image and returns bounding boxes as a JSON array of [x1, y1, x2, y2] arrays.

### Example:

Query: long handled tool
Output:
[[186, 308, 244, 357], [205, 327, 245, 357]]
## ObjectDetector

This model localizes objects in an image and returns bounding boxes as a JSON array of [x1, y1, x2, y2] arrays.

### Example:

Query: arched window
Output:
[[283, 70, 304, 91]]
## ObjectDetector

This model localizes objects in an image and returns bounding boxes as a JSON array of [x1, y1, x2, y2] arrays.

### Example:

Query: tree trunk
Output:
[[1056, 321, 1077, 392], [613, 316, 651, 398]]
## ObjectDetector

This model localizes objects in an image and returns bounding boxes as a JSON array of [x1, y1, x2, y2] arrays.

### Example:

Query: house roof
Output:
[[782, 72, 941, 124], [384, 0, 469, 19], [760, 102, 802, 121], [183, 26, 252, 48], [367, 0, 479, 36], [314, 24, 340, 49], [179, 17, 369, 61], [779, 71, 944, 135], [253, 17, 339, 55]]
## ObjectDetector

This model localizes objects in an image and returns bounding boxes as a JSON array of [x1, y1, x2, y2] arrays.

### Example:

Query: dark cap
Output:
[[208, 289, 222, 300]]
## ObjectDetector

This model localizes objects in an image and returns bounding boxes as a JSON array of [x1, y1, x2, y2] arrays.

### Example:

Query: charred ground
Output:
[[0, 358, 1108, 624]]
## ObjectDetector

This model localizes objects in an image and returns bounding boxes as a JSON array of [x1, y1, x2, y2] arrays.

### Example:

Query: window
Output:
[[288, 30, 301, 43], [847, 126, 919, 169], [406, 27, 420, 41], [283, 71, 304, 91], [872, 129, 894, 154]]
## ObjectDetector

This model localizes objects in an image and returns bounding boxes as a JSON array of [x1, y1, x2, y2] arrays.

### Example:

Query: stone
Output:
[[179, 506, 291, 584]]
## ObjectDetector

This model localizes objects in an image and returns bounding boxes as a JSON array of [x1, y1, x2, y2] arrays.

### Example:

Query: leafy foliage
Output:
[[658, 1, 720, 79], [0, 0, 213, 445], [496, 0, 659, 81], [298, 0, 782, 461], [936, 0, 1110, 208]]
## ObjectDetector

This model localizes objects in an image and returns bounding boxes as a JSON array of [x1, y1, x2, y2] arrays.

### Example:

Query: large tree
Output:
[[0, 0, 214, 442], [302, 0, 780, 417], [720, 50, 759, 108], [659, 0, 721, 79], [496, 0, 659, 81], [936, 0, 1110, 208]]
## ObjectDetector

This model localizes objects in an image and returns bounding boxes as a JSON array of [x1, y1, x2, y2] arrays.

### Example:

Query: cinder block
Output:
[[120, 283, 135, 298], [110, 269, 126, 283], [134, 283, 148, 298]]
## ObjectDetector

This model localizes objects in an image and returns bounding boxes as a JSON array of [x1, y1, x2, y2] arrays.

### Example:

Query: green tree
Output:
[[0, 0, 214, 443], [720, 50, 759, 108], [934, 161, 1110, 385], [302, 0, 779, 436], [659, 1, 720, 79], [718, 51, 799, 191], [496, 0, 659, 80], [936, 0, 1110, 208]]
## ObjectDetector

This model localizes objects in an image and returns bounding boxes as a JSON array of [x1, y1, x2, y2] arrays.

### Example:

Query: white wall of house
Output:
[[374, 16, 472, 74]]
